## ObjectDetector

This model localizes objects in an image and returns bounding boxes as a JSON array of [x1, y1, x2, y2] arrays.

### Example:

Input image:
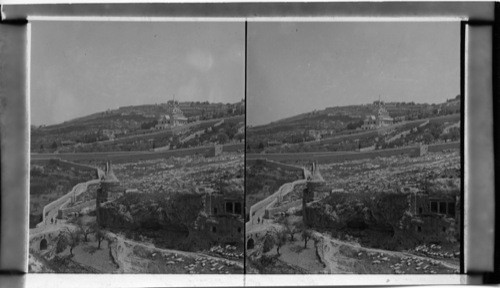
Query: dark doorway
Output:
[[40, 238, 48, 250], [247, 238, 255, 250]]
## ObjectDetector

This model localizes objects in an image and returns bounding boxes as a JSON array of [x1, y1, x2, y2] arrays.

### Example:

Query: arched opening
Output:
[[40, 239, 48, 250], [247, 238, 255, 250]]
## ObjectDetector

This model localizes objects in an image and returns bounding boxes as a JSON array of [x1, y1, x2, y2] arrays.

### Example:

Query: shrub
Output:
[[263, 234, 275, 253]]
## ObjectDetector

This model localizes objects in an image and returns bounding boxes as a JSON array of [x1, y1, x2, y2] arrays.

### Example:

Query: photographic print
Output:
[[28, 21, 245, 274], [245, 22, 461, 274]]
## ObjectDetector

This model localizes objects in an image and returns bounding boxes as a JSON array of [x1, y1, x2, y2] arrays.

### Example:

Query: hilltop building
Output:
[[361, 101, 394, 130], [155, 115, 171, 130], [170, 103, 188, 126], [154, 98, 188, 130]]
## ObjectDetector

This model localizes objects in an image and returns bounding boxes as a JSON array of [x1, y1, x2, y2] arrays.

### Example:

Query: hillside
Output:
[[31, 100, 245, 153], [247, 98, 460, 153]]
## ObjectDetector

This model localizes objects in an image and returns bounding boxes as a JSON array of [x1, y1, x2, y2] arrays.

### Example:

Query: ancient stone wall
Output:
[[248, 142, 459, 164], [246, 158, 305, 176], [42, 179, 101, 224], [31, 158, 99, 178]]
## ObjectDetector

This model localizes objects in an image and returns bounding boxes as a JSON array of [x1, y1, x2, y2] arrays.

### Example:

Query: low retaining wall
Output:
[[247, 142, 460, 164], [251, 179, 306, 222], [222, 142, 244, 153], [265, 199, 303, 219], [359, 145, 376, 152], [32, 159, 102, 222], [246, 158, 304, 176], [32, 143, 245, 163], [58, 199, 96, 218], [427, 142, 460, 152], [41, 179, 101, 224], [247, 159, 307, 225], [263, 198, 278, 219], [31, 158, 100, 178], [249, 193, 275, 222]]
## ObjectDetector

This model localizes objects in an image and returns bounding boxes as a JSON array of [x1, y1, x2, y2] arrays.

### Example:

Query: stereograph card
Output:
[[0, 2, 497, 287]]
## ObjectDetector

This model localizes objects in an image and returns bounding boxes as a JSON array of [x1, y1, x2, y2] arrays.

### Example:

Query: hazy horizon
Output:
[[247, 22, 460, 126], [31, 21, 245, 126]]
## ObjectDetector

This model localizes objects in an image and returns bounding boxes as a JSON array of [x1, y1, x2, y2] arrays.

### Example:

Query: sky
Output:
[[247, 22, 460, 126], [31, 21, 245, 126]]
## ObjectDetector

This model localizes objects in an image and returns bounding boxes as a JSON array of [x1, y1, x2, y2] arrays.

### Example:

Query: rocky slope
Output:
[[305, 190, 458, 251], [98, 191, 206, 250]]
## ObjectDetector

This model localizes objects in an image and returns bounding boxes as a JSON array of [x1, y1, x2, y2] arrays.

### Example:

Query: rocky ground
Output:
[[28, 253, 55, 273], [107, 232, 243, 274], [206, 245, 244, 261], [345, 249, 459, 274], [113, 153, 243, 195], [320, 151, 460, 195], [314, 231, 459, 274]]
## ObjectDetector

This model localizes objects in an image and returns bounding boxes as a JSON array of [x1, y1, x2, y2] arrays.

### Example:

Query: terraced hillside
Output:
[[247, 99, 460, 153], [31, 100, 244, 153]]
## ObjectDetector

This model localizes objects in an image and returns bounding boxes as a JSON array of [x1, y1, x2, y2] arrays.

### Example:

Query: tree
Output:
[[263, 233, 275, 253], [274, 230, 287, 256], [217, 132, 229, 144], [235, 133, 244, 142], [61, 227, 82, 256], [51, 141, 58, 150], [422, 132, 434, 144], [277, 216, 299, 242], [301, 229, 312, 249], [73, 217, 93, 242], [94, 224, 105, 249], [258, 142, 265, 151], [55, 232, 69, 254]]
